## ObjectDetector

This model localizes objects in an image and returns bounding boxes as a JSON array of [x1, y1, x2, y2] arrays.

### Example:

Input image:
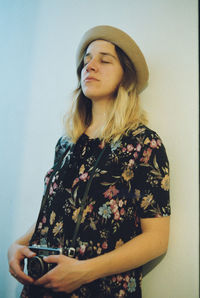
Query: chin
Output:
[[83, 90, 101, 100]]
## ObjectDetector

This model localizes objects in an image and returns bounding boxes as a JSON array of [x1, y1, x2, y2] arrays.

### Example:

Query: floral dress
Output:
[[21, 124, 170, 298]]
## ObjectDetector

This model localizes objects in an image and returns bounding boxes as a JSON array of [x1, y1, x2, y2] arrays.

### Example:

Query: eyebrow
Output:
[[84, 52, 117, 60]]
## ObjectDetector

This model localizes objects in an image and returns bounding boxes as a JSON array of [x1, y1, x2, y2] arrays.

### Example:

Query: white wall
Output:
[[0, 0, 198, 297]]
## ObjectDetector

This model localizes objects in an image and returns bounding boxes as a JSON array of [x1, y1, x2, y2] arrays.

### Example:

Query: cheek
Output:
[[108, 65, 123, 84], [117, 68, 124, 83], [112, 70, 124, 89]]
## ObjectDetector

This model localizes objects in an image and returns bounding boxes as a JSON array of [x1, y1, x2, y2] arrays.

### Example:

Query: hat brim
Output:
[[76, 25, 149, 93]]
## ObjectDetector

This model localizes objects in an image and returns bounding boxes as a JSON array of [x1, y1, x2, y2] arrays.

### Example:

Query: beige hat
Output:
[[76, 25, 149, 93]]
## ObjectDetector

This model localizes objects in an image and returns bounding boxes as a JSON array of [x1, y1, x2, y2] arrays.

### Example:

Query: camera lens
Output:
[[27, 256, 47, 279]]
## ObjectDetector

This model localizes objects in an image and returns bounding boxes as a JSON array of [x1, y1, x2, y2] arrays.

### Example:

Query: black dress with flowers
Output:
[[21, 125, 170, 298]]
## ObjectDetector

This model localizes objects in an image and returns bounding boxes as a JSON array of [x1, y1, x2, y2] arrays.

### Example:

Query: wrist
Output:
[[82, 256, 109, 284], [78, 259, 98, 284]]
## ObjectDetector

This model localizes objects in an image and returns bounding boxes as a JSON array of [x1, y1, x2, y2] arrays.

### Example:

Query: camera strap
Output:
[[35, 139, 107, 258], [68, 144, 107, 257]]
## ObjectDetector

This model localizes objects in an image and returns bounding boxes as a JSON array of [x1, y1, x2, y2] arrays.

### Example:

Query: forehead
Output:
[[85, 39, 116, 55]]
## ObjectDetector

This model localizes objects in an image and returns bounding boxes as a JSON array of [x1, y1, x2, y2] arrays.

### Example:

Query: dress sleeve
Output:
[[133, 133, 171, 218], [53, 136, 70, 165]]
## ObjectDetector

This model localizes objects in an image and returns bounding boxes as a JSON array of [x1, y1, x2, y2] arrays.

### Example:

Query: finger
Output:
[[42, 282, 55, 289], [18, 271, 35, 284], [16, 271, 34, 284], [21, 246, 36, 259], [43, 255, 60, 264], [34, 271, 52, 286], [10, 263, 35, 284], [10, 270, 34, 284], [42, 281, 60, 292], [14, 274, 27, 285]]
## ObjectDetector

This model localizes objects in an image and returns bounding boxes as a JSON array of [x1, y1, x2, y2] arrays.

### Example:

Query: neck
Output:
[[85, 98, 112, 138], [92, 99, 109, 123]]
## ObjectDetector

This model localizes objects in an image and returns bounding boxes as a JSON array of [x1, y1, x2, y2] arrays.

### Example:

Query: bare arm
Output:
[[34, 216, 170, 293], [86, 216, 170, 282], [8, 223, 36, 284]]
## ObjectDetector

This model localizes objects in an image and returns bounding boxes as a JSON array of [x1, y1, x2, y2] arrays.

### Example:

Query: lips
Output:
[[84, 76, 99, 82]]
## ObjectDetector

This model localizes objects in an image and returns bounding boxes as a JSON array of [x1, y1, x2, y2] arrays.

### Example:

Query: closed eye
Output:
[[83, 60, 110, 66]]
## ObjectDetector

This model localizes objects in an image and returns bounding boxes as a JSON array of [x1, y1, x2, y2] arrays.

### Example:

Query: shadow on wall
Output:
[[142, 254, 166, 277]]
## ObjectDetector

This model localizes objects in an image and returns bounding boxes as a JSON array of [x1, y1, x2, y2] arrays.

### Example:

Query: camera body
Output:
[[27, 245, 62, 279]]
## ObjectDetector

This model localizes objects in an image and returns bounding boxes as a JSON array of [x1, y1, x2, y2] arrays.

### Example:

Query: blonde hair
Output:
[[64, 44, 148, 143]]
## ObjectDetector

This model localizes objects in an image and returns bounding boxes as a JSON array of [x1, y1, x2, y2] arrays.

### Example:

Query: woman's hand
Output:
[[8, 243, 36, 285], [34, 255, 89, 293]]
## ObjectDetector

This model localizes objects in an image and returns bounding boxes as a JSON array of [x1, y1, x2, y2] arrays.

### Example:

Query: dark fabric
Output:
[[21, 124, 170, 298]]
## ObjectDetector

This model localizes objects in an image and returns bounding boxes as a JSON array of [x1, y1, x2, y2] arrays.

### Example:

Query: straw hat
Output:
[[76, 25, 149, 93]]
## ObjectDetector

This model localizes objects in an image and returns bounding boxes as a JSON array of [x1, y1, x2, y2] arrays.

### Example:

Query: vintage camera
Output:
[[27, 245, 62, 279]]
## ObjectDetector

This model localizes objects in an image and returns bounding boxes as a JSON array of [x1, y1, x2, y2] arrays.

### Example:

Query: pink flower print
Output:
[[53, 182, 58, 190], [103, 185, 119, 199], [110, 199, 118, 213], [80, 172, 89, 182], [136, 143, 142, 152], [72, 177, 79, 188], [125, 275, 130, 282], [128, 159, 135, 167], [49, 185, 54, 195], [133, 152, 138, 159], [45, 177, 50, 185], [117, 275, 123, 282], [140, 148, 152, 163], [150, 139, 157, 148], [157, 139, 162, 146], [42, 216, 46, 224], [114, 210, 120, 220], [47, 169, 53, 175], [88, 204, 93, 212], [102, 241, 108, 250], [112, 203, 118, 213], [79, 244, 86, 255], [155, 213, 162, 218], [127, 144, 134, 152], [122, 147, 126, 152], [112, 276, 117, 282], [110, 199, 116, 208], [123, 282, 128, 289], [120, 208, 125, 216], [119, 200, 123, 207]]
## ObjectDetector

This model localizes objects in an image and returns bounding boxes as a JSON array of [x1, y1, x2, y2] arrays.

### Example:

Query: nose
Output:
[[85, 58, 98, 72]]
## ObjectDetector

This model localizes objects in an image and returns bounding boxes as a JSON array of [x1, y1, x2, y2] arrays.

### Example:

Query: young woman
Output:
[[8, 25, 170, 298]]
